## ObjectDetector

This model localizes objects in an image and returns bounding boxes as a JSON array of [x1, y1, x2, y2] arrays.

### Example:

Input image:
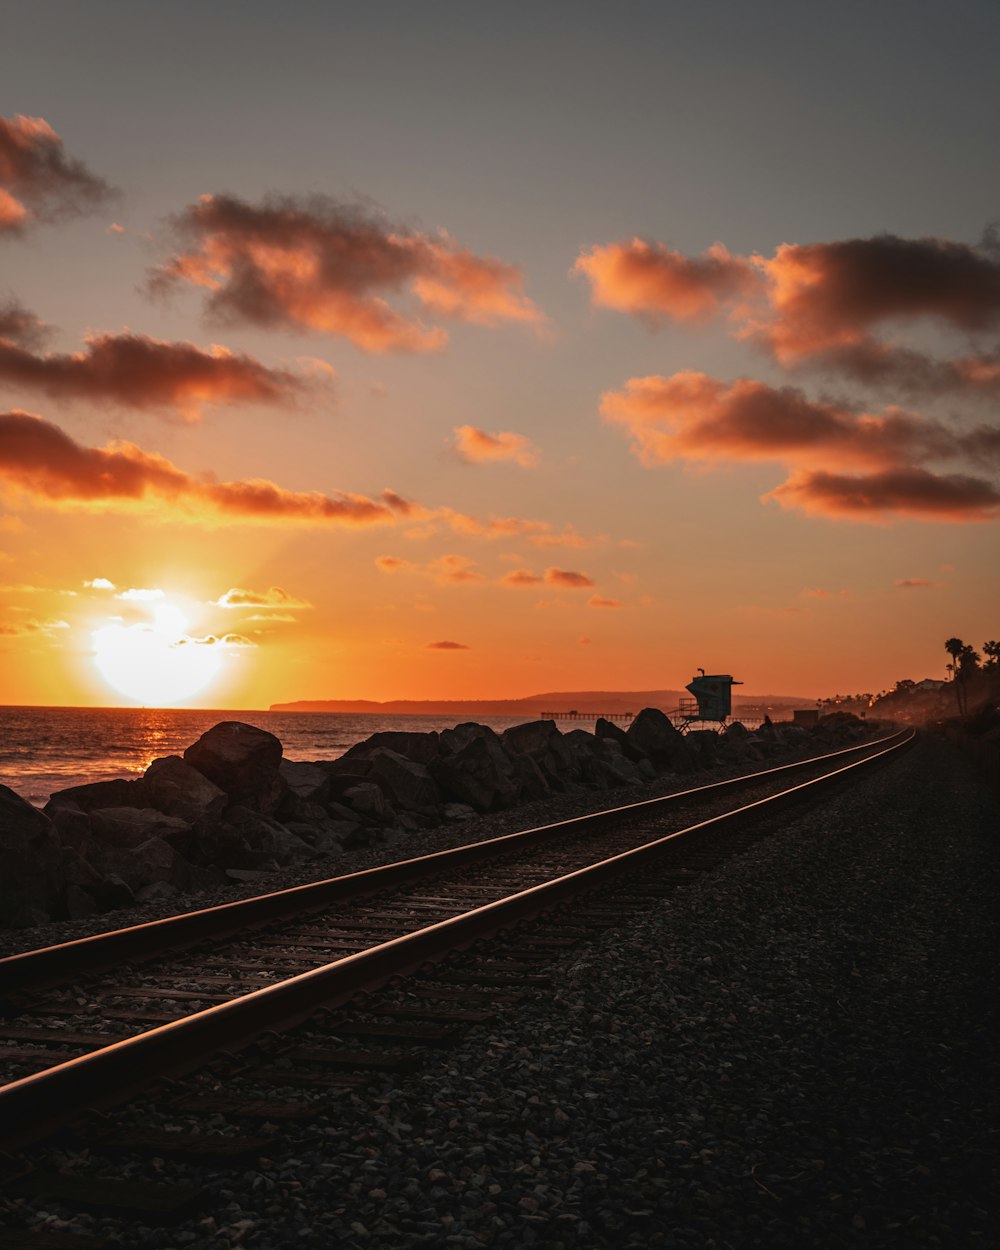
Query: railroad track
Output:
[[0, 729, 913, 1239]]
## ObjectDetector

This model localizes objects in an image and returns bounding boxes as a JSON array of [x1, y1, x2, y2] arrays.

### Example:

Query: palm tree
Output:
[[945, 637, 966, 716]]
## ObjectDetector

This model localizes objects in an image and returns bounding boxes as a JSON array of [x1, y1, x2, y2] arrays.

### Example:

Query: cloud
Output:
[[453, 424, 540, 468], [0, 114, 112, 235], [213, 585, 312, 610], [543, 567, 595, 589], [893, 577, 941, 589], [150, 193, 543, 352], [115, 587, 164, 602], [602, 369, 1000, 524], [84, 577, 115, 590], [0, 298, 49, 349], [801, 339, 1000, 402], [0, 617, 69, 637], [501, 568, 544, 587], [574, 239, 755, 324], [599, 371, 964, 470], [755, 233, 1000, 362], [0, 410, 413, 527], [764, 467, 1000, 522], [0, 331, 309, 421], [588, 595, 623, 608], [426, 639, 469, 650], [503, 566, 596, 589], [374, 553, 484, 584]]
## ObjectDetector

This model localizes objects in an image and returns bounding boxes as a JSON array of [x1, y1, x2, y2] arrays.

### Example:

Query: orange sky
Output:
[[1, 5, 998, 708]]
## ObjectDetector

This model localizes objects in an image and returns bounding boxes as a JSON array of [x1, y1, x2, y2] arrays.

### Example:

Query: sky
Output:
[[1, 0, 998, 709]]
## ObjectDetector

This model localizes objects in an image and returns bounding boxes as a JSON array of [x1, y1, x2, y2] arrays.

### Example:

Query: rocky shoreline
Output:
[[0, 709, 874, 943]]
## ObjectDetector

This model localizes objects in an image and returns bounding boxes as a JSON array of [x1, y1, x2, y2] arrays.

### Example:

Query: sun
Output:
[[92, 602, 222, 706]]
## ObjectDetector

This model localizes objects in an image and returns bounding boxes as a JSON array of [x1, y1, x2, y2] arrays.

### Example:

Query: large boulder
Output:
[[46, 776, 149, 813], [278, 759, 332, 807], [626, 707, 695, 772], [502, 721, 579, 789], [144, 756, 227, 830], [215, 805, 306, 866], [341, 782, 395, 825], [595, 717, 648, 763], [114, 836, 187, 894], [368, 749, 441, 815], [0, 784, 65, 924], [340, 730, 441, 766], [88, 806, 194, 851], [432, 724, 520, 812], [183, 721, 286, 814]]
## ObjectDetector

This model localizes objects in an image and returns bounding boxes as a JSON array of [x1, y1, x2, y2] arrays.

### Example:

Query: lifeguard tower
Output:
[[676, 669, 743, 731]]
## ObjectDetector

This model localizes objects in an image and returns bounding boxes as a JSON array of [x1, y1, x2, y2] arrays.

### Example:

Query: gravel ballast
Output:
[[7, 733, 998, 1247]]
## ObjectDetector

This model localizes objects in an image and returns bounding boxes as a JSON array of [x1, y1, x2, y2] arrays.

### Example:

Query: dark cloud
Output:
[[0, 114, 112, 234], [0, 297, 49, 348], [426, 640, 470, 650], [150, 193, 543, 351], [0, 409, 408, 526], [764, 467, 1000, 522], [0, 331, 309, 420]]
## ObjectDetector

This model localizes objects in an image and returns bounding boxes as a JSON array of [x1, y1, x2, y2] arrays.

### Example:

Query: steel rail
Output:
[[0, 729, 907, 995], [0, 729, 914, 1149]]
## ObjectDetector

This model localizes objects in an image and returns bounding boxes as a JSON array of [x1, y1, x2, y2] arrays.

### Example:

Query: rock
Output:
[[136, 880, 179, 904], [443, 802, 477, 822], [725, 721, 749, 740], [340, 731, 441, 766], [64, 883, 99, 919], [92, 874, 135, 910], [0, 783, 65, 923], [595, 717, 648, 763], [506, 750, 552, 800], [46, 803, 95, 857], [115, 835, 186, 893], [626, 707, 695, 772], [503, 721, 582, 789], [278, 759, 332, 807], [341, 782, 395, 825], [46, 777, 150, 812], [686, 729, 721, 764], [89, 806, 194, 851], [432, 724, 521, 812], [144, 755, 227, 830], [183, 721, 286, 814], [368, 749, 441, 814], [219, 805, 306, 865]]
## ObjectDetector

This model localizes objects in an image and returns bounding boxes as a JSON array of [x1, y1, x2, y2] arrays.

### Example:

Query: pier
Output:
[[541, 710, 634, 722]]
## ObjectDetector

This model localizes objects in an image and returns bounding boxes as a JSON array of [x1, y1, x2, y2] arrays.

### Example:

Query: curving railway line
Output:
[[0, 728, 913, 1180]]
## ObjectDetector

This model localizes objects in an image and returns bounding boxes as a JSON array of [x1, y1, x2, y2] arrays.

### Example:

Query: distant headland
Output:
[[269, 689, 817, 716]]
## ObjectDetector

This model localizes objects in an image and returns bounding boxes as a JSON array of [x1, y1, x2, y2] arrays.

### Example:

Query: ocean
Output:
[[0, 705, 608, 808]]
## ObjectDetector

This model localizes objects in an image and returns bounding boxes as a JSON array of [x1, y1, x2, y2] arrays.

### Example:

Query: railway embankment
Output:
[[0, 710, 873, 935], [3, 732, 994, 1246]]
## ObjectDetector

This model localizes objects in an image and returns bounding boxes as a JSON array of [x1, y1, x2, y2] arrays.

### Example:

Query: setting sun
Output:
[[92, 602, 223, 706]]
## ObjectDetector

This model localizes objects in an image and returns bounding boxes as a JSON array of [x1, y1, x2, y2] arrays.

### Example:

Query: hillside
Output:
[[269, 689, 817, 715]]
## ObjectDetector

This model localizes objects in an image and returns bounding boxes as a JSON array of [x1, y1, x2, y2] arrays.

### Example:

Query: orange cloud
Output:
[[426, 639, 470, 650], [600, 371, 962, 470], [501, 568, 544, 587], [0, 331, 309, 421], [893, 577, 941, 589], [544, 567, 595, 589], [213, 586, 312, 610], [0, 617, 69, 637], [588, 595, 623, 608], [0, 410, 410, 527], [574, 239, 756, 324], [374, 554, 484, 584], [764, 468, 1000, 523], [453, 424, 540, 468], [150, 193, 543, 352], [0, 114, 112, 234]]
